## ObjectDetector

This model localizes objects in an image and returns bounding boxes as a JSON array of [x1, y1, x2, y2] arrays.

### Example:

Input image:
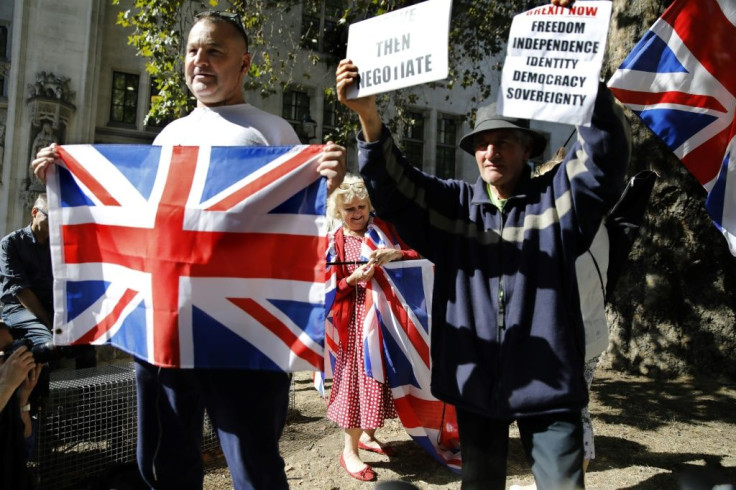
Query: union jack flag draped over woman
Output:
[[323, 216, 461, 471]]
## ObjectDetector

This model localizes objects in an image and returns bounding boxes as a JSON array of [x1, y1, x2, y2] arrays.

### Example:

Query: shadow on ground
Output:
[[593, 373, 736, 429]]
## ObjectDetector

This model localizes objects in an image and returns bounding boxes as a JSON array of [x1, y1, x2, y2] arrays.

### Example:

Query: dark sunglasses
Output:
[[194, 10, 249, 51]]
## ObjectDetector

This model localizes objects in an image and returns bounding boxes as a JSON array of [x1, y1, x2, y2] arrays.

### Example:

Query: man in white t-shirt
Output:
[[33, 10, 346, 490]]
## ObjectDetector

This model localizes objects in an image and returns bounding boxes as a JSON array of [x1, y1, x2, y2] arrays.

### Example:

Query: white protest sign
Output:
[[345, 0, 452, 99], [497, 1, 612, 127]]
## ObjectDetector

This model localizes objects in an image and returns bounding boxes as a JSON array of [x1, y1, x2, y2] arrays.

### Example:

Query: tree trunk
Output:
[[602, 0, 736, 379]]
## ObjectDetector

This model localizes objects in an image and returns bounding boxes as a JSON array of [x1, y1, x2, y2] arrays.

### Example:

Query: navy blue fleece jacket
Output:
[[357, 85, 630, 419]]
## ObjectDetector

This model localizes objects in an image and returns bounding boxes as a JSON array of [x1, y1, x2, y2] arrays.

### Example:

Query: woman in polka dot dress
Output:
[[326, 174, 419, 482]]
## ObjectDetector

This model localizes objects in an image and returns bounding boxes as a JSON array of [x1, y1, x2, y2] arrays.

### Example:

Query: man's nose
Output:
[[192, 49, 207, 65], [483, 143, 498, 157]]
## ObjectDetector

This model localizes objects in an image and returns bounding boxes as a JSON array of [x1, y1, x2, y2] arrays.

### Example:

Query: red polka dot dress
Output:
[[326, 234, 397, 429]]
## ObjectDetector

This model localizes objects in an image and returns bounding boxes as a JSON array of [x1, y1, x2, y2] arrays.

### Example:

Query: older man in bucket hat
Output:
[[458, 104, 548, 201], [336, 51, 630, 487]]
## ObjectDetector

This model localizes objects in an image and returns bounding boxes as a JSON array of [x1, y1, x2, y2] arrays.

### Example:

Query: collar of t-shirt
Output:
[[486, 183, 507, 211]]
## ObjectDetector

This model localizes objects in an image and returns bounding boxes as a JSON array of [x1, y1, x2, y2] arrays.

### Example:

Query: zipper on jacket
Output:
[[497, 209, 507, 335], [497, 286, 505, 331], [494, 209, 507, 411]]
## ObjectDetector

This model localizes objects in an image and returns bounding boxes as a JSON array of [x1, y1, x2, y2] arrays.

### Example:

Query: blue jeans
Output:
[[2, 303, 53, 346], [134, 359, 291, 490], [456, 408, 584, 490], [1, 304, 96, 369]]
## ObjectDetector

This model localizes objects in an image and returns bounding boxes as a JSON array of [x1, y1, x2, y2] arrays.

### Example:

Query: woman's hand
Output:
[[368, 248, 403, 267], [31, 143, 60, 182], [347, 263, 375, 286]]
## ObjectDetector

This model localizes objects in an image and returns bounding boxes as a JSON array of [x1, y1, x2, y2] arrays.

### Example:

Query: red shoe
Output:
[[339, 453, 376, 482], [358, 441, 396, 456]]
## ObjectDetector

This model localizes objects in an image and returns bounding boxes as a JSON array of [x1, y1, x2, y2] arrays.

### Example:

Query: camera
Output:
[[4, 338, 58, 364]]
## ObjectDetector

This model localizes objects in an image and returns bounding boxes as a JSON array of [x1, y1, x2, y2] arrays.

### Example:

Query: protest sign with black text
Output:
[[345, 0, 452, 99], [498, 1, 612, 126]]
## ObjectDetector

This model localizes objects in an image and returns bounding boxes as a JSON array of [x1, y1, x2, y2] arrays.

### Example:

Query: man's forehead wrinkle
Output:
[[187, 31, 222, 48]]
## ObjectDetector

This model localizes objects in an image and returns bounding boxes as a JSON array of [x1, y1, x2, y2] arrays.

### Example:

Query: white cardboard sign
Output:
[[345, 0, 452, 99], [497, 1, 612, 126]]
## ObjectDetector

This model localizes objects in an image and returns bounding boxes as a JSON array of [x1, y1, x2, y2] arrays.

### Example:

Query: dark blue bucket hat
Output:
[[459, 110, 547, 158]]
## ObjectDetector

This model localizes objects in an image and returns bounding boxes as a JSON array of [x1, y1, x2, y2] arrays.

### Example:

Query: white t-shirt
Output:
[[153, 103, 300, 146], [576, 222, 610, 361]]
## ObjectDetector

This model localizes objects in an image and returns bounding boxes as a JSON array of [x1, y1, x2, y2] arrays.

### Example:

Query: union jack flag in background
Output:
[[607, 0, 736, 254], [323, 221, 461, 471], [46, 144, 328, 370]]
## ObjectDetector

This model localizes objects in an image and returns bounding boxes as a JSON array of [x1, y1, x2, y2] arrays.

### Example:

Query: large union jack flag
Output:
[[323, 221, 461, 471], [607, 0, 736, 254], [46, 144, 328, 370]]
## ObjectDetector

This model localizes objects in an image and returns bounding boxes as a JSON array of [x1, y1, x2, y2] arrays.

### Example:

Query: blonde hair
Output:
[[327, 173, 372, 222]]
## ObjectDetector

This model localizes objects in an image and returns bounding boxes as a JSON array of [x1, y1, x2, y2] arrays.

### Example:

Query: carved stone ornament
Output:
[[27, 98, 74, 130], [23, 73, 76, 195], [25, 72, 76, 137], [27, 71, 76, 104]]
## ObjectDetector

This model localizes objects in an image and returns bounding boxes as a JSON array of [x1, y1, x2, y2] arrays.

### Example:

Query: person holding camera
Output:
[[0, 321, 43, 490]]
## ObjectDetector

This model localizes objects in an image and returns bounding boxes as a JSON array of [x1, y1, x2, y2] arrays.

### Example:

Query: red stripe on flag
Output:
[[665, 0, 736, 96], [150, 146, 200, 366], [62, 225, 326, 282], [189, 234, 326, 282], [681, 125, 733, 185], [229, 297, 323, 369], [58, 146, 121, 206], [61, 224, 151, 270], [393, 395, 448, 428], [607, 88, 727, 113], [206, 146, 324, 211], [72, 288, 139, 344]]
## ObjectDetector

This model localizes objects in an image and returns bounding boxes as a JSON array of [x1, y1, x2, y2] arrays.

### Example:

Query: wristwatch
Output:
[[21, 403, 31, 412]]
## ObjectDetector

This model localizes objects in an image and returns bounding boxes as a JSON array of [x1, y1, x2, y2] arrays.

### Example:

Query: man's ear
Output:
[[241, 53, 252, 74]]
